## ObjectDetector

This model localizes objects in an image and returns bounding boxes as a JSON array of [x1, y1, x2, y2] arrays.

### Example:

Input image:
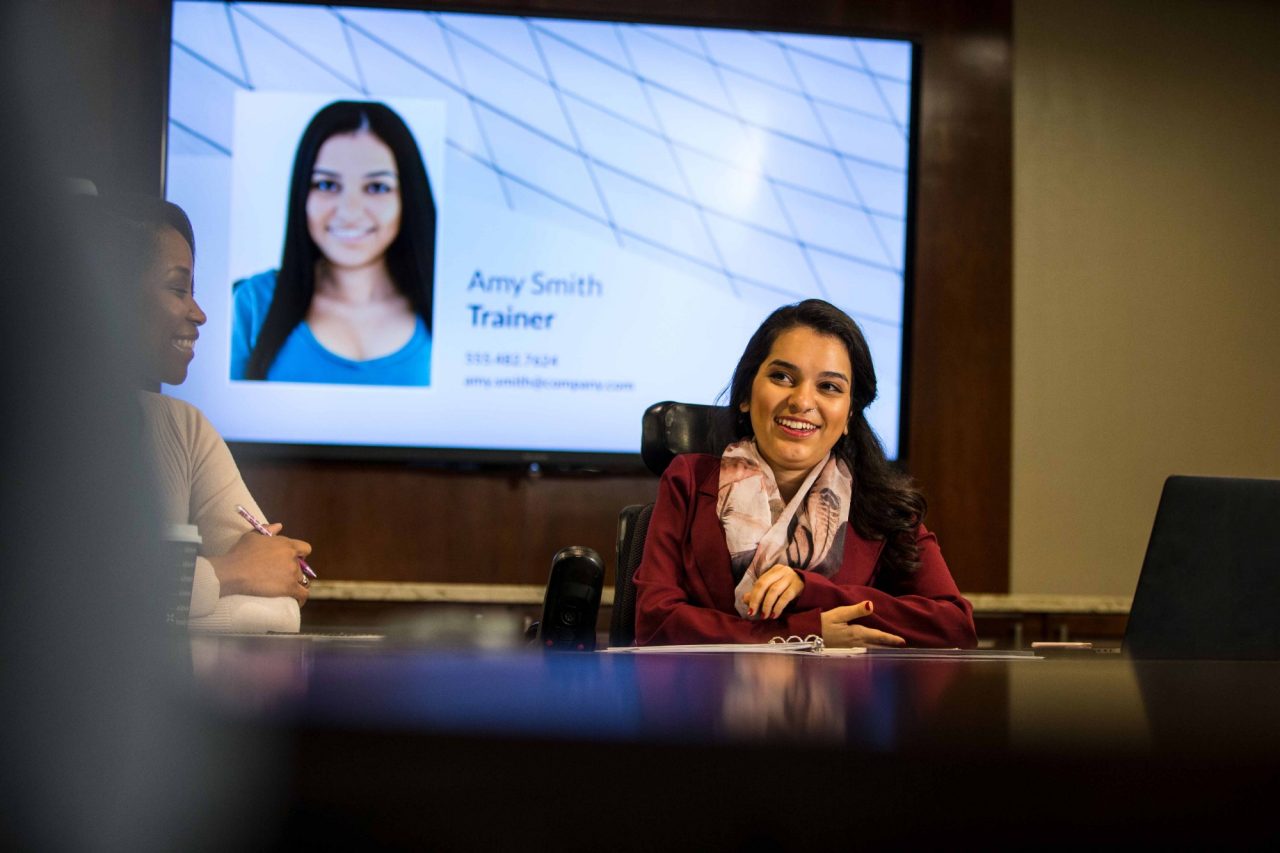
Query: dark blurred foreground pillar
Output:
[[0, 2, 282, 850]]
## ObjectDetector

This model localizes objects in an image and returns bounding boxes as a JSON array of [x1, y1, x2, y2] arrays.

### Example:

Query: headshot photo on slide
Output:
[[227, 94, 444, 386]]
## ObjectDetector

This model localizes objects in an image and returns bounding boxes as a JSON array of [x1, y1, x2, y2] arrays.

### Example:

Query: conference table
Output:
[[190, 635, 1280, 850]]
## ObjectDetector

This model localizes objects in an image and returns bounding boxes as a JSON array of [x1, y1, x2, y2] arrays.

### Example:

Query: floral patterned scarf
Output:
[[717, 439, 852, 618]]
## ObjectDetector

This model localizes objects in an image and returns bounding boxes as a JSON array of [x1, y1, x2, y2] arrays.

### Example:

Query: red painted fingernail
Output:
[[747, 608, 754, 616]]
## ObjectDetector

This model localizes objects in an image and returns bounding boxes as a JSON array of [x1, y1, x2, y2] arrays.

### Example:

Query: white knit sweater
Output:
[[140, 392, 300, 633]]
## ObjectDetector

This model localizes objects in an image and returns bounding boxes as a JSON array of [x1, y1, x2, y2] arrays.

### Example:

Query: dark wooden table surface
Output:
[[191, 637, 1280, 850]]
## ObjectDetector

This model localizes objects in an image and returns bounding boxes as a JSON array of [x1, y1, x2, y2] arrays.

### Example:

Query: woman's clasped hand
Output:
[[741, 564, 804, 619], [742, 570, 906, 647], [207, 523, 313, 605]]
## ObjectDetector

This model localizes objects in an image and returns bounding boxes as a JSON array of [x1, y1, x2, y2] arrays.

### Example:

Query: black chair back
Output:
[[609, 503, 653, 647], [640, 401, 727, 476]]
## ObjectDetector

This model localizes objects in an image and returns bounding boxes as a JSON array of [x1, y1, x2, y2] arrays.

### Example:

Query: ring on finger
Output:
[[300, 575, 310, 588]]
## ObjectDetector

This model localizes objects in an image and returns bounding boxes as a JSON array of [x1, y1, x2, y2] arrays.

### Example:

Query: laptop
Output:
[[1124, 475, 1280, 659]]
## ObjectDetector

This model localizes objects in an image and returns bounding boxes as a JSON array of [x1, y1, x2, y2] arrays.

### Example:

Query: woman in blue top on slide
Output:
[[231, 100, 436, 385]]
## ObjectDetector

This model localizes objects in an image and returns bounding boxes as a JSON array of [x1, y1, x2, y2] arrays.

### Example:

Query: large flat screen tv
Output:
[[164, 1, 917, 464]]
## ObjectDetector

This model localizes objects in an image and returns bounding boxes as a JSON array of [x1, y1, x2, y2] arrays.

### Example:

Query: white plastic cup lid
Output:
[[164, 523, 202, 545]]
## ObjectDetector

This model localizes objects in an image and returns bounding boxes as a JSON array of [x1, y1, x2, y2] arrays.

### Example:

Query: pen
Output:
[[235, 504, 317, 579]]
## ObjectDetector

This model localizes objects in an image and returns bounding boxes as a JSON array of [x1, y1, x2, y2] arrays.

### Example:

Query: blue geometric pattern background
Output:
[[170, 1, 913, 329]]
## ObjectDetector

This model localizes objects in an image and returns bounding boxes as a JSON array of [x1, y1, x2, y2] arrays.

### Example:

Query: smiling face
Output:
[[740, 325, 854, 483], [145, 225, 205, 387], [305, 130, 402, 270]]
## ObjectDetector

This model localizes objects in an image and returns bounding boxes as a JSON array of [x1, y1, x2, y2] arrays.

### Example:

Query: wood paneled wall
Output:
[[107, 0, 1012, 591], [240, 460, 656, 584]]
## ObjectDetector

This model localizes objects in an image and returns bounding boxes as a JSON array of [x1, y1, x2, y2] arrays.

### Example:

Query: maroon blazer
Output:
[[633, 454, 977, 648]]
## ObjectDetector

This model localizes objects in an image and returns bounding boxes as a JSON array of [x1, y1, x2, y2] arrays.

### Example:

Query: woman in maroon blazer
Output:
[[633, 300, 976, 648]]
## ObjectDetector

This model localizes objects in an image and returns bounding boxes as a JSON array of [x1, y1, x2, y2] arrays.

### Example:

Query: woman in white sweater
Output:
[[115, 196, 313, 632]]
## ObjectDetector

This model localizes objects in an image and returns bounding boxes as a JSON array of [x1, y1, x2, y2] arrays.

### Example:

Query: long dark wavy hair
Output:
[[718, 299, 926, 584], [244, 100, 436, 380]]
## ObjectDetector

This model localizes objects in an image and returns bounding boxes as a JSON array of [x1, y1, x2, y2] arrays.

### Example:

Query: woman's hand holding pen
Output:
[[820, 601, 906, 648], [208, 523, 314, 606]]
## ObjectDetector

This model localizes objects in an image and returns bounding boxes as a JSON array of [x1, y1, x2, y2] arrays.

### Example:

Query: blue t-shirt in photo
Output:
[[230, 270, 431, 386]]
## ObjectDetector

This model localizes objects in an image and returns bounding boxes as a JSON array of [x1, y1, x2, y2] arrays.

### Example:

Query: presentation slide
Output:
[[166, 2, 914, 458]]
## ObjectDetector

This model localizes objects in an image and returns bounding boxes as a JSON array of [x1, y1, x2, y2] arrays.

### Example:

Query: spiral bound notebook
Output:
[[601, 637, 1040, 660], [601, 636, 823, 655]]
